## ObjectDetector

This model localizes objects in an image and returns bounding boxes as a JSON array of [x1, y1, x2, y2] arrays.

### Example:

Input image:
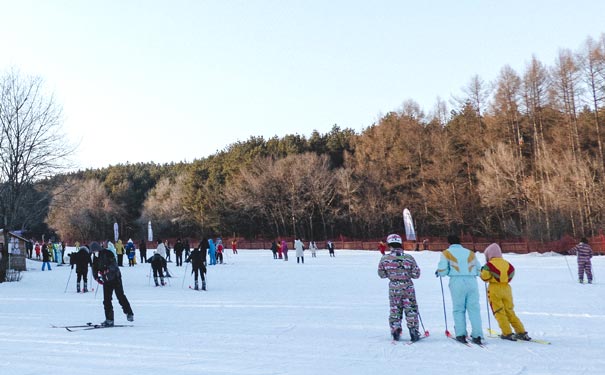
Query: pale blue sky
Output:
[[1, 0, 603, 169]]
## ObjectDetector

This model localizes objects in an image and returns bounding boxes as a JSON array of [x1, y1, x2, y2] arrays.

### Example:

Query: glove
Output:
[[435, 271, 439, 278]]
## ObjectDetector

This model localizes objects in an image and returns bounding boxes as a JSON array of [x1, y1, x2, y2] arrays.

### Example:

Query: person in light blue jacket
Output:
[[208, 238, 217, 265], [436, 234, 484, 345]]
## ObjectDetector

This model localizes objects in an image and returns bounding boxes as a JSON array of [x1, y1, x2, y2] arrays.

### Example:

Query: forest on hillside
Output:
[[9, 34, 605, 244]]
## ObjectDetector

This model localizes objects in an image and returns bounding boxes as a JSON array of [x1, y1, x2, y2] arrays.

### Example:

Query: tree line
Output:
[[4, 34, 605, 250]]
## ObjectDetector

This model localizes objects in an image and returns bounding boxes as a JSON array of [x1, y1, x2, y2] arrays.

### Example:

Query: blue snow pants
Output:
[[448, 276, 483, 338]]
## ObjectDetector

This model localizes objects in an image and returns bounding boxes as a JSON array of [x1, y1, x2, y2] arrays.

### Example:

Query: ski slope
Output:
[[1, 249, 604, 375]]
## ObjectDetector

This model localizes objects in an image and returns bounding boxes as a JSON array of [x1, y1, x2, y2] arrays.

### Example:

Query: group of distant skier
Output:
[[269, 239, 333, 260], [57, 236, 243, 327], [378, 233, 594, 344]]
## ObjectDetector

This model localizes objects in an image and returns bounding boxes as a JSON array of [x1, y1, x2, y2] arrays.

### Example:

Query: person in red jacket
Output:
[[34, 241, 41, 260], [231, 239, 238, 254], [378, 241, 387, 255], [216, 239, 224, 264]]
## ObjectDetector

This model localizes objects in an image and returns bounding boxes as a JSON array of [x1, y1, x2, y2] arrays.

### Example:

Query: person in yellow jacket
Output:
[[480, 243, 531, 341], [115, 239, 125, 267]]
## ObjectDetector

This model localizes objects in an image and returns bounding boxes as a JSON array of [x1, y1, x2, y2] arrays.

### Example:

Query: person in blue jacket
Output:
[[436, 234, 484, 344], [208, 238, 217, 265]]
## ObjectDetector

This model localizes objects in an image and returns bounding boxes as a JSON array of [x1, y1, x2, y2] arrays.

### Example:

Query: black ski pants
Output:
[[102, 278, 133, 321], [192, 267, 206, 282]]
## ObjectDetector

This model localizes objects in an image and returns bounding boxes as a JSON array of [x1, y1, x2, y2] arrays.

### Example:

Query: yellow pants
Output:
[[487, 283, 525, 336]]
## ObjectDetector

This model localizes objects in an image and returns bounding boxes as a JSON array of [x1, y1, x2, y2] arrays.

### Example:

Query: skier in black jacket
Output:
[[69, 246, 92, 292], [174, 238, 184, 267], [91, 241, 134, 327], [148, 251, 168, 286], [186, 241, 207, 290]]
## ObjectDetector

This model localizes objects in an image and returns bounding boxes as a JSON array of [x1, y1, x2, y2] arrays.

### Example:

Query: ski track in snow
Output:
[[1, 250, 604, 374]]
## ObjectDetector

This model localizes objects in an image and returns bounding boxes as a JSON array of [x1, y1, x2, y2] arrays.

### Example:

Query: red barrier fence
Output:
[[232, 239, 605, 255]]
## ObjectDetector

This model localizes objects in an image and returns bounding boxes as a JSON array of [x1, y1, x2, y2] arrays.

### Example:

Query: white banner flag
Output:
[[403, 208, 416, 241], [113, 222, 119, 242], [147, 221, 153, 242]]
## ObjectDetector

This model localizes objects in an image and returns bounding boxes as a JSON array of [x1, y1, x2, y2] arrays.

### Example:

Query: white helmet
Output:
[[386, 234, 402, 245]]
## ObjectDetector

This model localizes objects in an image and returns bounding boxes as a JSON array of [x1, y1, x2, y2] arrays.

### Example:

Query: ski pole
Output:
[[563, 252, 575, 282], [484, 283, 497, 336], [418, 311, 429, 337], [148, 264, 153, 286], [181, 263, 189, 288], [94, 280, 100, 299], [63, 267, 74, 293], [439, 276, 452, 337]]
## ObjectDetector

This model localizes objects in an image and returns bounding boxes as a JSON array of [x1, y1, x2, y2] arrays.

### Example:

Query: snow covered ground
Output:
[[1, 248, 604, 375]]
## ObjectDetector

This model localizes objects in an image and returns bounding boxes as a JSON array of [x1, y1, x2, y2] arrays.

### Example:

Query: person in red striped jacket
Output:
[[568, 237, 593, 284]]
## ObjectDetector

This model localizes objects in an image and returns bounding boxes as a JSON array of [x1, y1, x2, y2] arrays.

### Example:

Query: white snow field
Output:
[[1, 249, 604, 375]]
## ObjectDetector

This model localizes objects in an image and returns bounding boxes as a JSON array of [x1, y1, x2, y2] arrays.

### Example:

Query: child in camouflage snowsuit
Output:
[[377, 233, 421, 342]]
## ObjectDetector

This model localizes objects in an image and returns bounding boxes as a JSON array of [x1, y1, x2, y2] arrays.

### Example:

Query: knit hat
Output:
[[386, 234, 402, 245], [90, 241, 102, 253], [484, 243, 502, 261]]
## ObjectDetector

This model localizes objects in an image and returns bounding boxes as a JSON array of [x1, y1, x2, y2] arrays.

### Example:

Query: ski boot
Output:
[[514, 332, 531, 341], [202, 281, 206, 291], [154, 277, 159, 287], [392, 327, 402, 341], [77, 283, 81, 293], [160, 277, 165, 286], [100, 320, 114, 327], [471, 336, 483, 345], [409, 329, 421, 342], [126, 313, 134, 322], [83, 282, 88, 293], [194, 280, 199, 290], [455, 335, 468, 343], [500, 333, 517, 341]]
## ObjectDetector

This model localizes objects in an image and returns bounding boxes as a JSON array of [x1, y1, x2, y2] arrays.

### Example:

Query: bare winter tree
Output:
[[46, 178, 122, 241], [492, 65, 523, 153], [454, 74, 491, 119], [0, 69, 73, 281], [578, 35, 605, 170], [551, 49, 583, 160], [429, 96, 449, 127], [140, 174, 196, 238], [226, 153, 335, 239], [477, 142, 525, 236]]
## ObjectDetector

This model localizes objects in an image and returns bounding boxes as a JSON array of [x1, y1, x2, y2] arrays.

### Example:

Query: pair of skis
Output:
[[51, 322, 133, 331], [391, 329, 430, 345], [446, 329, 551, 347], [445, 331, 486, 348]]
